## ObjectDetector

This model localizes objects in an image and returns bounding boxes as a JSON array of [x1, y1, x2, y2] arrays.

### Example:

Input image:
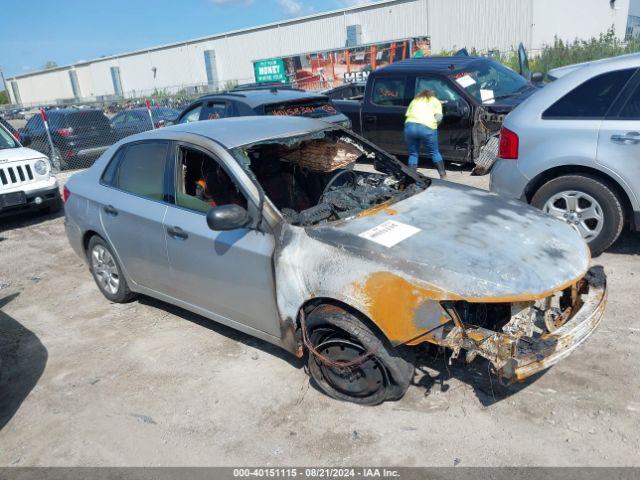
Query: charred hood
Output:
[[306, 181, 590, 301]]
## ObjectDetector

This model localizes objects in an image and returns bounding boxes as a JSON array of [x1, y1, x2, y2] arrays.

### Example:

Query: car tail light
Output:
[[65, 149, 76, 158], [12, 131, 21, 141], [56, 127, 74, 137], [498, 127, 519, 160], [62, 185, 71, 203]]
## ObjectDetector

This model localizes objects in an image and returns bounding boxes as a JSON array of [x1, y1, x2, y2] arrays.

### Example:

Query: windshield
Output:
[[232, 129, 428, 226], [264, 99, 338, 119], [0, 126, 19, 149], [451, 61, 529, 104]]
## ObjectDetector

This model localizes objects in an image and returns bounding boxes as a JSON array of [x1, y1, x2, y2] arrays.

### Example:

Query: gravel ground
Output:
[[0, 167, 639, 466]]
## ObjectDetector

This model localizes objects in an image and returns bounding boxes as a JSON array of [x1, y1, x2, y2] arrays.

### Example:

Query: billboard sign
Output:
[[253, 37, 431, 90], [254, 58, 287, 83]]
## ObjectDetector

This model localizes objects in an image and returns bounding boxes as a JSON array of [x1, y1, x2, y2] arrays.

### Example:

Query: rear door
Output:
[[596, 69, 640, 207], [98, 141, 172, 295], [362, 75, 409, 154]]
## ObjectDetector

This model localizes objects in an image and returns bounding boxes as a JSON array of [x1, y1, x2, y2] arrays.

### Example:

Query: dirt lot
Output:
[[0, 167, 639, 466]]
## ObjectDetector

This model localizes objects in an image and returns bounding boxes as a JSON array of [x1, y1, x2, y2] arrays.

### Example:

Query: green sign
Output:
[[254, 58, 287, 83]]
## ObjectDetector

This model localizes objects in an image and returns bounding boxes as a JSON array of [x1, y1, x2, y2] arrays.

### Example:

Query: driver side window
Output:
[[175, 145, 247, 214], [179, 105, 203, 124], [415, 77, 462, 105]]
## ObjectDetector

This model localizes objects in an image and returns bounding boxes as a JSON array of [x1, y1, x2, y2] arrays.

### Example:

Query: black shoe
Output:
[[436, 162, 447, 179]]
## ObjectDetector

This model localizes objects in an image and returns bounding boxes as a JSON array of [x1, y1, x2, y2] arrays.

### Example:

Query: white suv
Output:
[[0, 124, 61, 217]]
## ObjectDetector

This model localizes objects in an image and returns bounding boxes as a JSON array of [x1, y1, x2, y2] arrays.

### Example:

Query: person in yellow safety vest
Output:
[[404, 89, 446, 179]]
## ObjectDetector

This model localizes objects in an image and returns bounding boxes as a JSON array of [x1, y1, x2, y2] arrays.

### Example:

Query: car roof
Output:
[[547, 52, 640, 79], [378, 56, 495, 75], [45, 108, 104, 115], [133, 115, 335, 149], [195, 89, 328, 108]]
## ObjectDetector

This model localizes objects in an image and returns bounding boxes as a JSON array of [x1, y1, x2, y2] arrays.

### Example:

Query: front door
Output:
[[163, 143, 281, 337], [98, 141, 172, 294], [414, 75, 473, 162]]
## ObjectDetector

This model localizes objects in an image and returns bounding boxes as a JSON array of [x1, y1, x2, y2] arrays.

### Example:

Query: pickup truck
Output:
[[334, 55, 540, 165]]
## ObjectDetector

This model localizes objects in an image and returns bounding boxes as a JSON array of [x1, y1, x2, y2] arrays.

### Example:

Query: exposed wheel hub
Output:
[[314, 338, 386, 398]]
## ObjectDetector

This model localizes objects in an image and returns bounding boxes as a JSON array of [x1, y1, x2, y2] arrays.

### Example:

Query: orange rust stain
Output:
[[357, 200, 397, 218], [352, 271, 456, 342]]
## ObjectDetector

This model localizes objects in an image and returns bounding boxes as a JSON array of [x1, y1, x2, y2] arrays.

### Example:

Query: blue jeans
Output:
[[404, 122, 443, 166]]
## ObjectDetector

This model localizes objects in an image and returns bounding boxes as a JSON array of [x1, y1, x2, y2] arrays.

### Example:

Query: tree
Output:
[[0, 90, 8, 105]]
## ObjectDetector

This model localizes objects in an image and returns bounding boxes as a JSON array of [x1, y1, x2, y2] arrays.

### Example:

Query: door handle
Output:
[[167, 226, 188, 240], [364, 115, 377, 124], [103, 205, 118, 216], [611, 132, 640, 144]]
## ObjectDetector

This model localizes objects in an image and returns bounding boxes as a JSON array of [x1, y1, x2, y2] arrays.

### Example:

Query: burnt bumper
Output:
[[501, 267, 607, 381]]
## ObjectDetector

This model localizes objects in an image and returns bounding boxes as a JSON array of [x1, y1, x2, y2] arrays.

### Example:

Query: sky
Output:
[[0, 0, 373, 78]]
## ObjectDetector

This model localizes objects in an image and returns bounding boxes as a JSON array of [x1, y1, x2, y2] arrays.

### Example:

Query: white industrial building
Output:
[[5, 0, 640, 106]]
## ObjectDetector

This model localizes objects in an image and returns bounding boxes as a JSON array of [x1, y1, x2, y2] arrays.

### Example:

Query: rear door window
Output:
[[543, 69, 636, 119], [264, 99, 337, 118], [371, 77, 407, 107], [114, 142, 169, 201]]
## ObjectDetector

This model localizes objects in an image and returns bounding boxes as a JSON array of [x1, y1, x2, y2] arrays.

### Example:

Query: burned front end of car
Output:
[[431, 266, 607, 381]]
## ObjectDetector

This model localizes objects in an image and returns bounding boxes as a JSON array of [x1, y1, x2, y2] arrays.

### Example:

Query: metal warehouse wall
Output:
[[5, 0, 635, 105]]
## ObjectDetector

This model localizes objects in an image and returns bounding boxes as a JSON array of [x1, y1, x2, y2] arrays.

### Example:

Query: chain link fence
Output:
[[0, 78, 252, 173]]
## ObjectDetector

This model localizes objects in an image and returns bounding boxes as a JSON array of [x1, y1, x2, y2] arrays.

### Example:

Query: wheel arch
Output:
[[82, 230, 103, 254], [524, 165, 637, 229], [296, 296, 390, 346]]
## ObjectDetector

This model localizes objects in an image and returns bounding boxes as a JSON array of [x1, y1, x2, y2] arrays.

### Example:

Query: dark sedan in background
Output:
[[20, 108, 115, 170], [111, 107, 179, 139]]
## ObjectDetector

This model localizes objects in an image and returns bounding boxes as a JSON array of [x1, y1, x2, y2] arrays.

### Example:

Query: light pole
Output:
[[0, 66, 11, 104]]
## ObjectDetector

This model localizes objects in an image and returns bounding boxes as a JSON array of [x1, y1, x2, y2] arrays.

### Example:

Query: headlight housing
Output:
[[34, 159, 50, 176]]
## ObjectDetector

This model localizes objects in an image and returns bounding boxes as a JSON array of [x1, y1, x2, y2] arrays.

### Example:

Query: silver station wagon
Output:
[[64, 116, 607, 405]]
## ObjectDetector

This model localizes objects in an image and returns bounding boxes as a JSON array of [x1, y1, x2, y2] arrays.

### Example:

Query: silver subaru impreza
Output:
[[64, 116, 606, 405]]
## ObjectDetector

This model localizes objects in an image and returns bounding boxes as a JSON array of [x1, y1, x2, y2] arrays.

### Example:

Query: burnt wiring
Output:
[[299, 309, 378, 370]]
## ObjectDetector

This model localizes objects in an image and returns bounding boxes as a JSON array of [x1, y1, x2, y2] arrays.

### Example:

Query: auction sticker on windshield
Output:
[[455, 74, 476, 88], [359, 220, 421, 248]]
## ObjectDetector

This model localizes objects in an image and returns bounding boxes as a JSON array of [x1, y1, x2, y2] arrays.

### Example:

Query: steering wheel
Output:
[[320, 170, 358, 201]]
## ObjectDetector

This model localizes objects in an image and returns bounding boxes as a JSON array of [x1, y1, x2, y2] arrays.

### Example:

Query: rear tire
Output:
[[305, 307, 414, 405], [87, 235, 136, 303], [531, 174, 624, 256]]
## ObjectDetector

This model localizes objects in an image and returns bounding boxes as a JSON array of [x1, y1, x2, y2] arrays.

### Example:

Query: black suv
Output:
[[175, 88, 350, 127], [20, 108, 115, 170]]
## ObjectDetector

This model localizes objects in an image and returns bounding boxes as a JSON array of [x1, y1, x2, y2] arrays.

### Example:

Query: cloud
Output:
[[209, 0, 254, 5], [277, 0, 304, 16]]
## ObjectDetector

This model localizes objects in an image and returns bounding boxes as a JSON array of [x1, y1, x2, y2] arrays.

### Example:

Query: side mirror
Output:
[[206, 204, 250, 231], [20, 134, 32, 146], [531, 72, 544, 84]]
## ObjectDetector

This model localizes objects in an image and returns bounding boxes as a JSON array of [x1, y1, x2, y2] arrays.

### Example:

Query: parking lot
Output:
[[1, 167, 638, 466]]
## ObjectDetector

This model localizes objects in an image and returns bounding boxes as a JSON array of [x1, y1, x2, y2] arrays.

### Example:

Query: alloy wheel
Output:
[[543, 190, 604, 242], [90, 245, 120, 295]]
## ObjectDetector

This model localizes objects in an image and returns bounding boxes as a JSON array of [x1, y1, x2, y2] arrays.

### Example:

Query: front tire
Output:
[[305, 307, 414, 405], [531, 174, 624, 256], [87, 236, 136, 303]]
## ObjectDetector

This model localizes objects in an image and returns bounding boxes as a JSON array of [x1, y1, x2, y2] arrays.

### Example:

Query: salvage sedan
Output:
[[64, 116, 607, 405]]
